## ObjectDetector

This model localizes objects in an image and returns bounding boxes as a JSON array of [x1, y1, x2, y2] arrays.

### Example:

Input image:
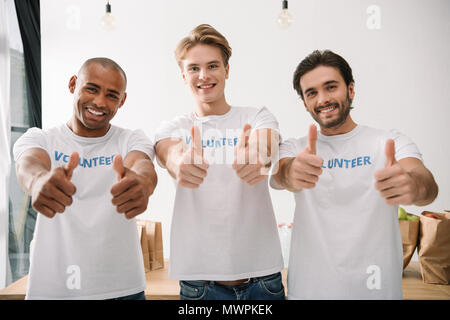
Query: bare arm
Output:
[[16, 148, 78, 218], [16, 148, 52, 194], [155, 137, 184, 180], [375, 139, 438, 206], [154, 127, 208, 189]]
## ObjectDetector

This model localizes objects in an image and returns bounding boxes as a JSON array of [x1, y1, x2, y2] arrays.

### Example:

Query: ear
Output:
[[68, 75, 77, 93], [181, 70, 187, 84], [225, 64, 230, 79], [348, 82, 355, 100], [119, 92, 127, 108]]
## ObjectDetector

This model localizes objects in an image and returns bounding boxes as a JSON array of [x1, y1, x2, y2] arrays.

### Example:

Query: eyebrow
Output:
[[86, 82, 120, 95], [303, 80, 339, 95], [186, 60, 222, 68]]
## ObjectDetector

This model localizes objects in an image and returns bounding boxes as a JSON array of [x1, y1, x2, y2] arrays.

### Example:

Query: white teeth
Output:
[[320, 106, 336, 113], [199, 84, 214, 89], [88, 108, 104, 116]]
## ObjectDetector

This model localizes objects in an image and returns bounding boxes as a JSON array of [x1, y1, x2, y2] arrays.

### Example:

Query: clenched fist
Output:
[[232, 124, 269, 186], [31, 152, 78, 218], [287, 124, 323, 191], [174, 126, 209, 188], [110, 154, 154, 219], [374, 139, 419, 205]]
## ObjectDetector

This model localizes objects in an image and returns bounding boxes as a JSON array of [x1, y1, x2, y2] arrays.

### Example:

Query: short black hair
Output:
[[79, 57, 127, 89], [293, 50, 354, 100]]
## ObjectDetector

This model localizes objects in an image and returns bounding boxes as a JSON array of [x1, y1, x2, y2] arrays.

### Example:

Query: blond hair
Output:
[[175, 24, 232, 69]]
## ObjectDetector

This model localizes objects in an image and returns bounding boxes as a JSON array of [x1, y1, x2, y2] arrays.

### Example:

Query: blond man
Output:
[[155, 25, 285, 300]]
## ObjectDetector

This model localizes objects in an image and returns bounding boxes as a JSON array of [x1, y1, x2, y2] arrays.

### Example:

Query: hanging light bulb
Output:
[[101, 1, 116, 31], [277, 0, 293, 29]]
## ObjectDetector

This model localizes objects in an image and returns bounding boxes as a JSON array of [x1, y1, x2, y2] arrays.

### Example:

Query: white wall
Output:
[[41, 0, 450, 259]]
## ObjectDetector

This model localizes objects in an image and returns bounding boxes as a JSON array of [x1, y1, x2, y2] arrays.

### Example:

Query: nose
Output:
[[91, 93, 107, 108], [317, 90, 330, 107], [199, 68, 209, 80]]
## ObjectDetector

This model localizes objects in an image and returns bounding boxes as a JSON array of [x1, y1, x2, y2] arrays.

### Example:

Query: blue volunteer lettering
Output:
[[321, 156, 372, 169], [54, 151, 116, 168], [185, 136, 239, 148]]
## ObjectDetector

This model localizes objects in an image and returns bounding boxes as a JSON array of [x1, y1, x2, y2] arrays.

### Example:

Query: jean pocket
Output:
[[180, 280, 209, 300], [260, 272, 285, 296]]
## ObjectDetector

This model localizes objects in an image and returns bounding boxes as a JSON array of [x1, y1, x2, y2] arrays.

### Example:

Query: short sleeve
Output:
[[154, 116, 190, 144], [279, 137, 302, 160], [13, 127, 49, 162], [127, 129, 156, 161], [250, 107, 279, 132], [387, 130, 423, 162]]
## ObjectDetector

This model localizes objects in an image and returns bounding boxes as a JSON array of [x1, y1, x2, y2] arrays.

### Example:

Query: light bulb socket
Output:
[[282, 0, 288, 10], [106, 2, 111, 13]]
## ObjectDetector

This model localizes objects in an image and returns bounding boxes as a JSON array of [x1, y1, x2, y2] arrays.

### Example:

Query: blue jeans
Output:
[[179, 272, 285, 300], [108, 290, 146, 300]]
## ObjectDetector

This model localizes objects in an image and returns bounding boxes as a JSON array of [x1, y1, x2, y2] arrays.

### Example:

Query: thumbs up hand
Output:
[[232, 124, 268, 186], [286, 124, 324, 191], [31, 152, 78, 218], [374, 139, 419, 205], [174, 126, 209, 188], [110, 154, 154, 219]]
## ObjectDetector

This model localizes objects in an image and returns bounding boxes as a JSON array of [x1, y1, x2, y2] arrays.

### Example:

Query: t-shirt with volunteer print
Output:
[[13, 124, 154, 299], [271, 125, 422, 299], [155, 106, 284, 280]]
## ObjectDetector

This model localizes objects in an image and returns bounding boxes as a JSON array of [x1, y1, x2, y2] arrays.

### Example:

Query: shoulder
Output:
[[279, 136, 305, 158], [154, 114, 193, 142]]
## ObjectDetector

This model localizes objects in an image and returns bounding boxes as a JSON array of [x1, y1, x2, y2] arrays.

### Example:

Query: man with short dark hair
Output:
[[14, 57, 157, 299], [272, 50, 438, 299]]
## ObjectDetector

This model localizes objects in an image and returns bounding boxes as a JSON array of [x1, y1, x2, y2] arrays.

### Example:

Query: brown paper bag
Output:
[[418, 211, 450, 284], [137, 219, 164, 270], [399, 213, 420, 270], [136, 222, 151, 273]]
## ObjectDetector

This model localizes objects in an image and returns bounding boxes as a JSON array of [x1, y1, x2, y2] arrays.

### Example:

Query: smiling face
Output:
[[300, 65, 355, 135], [181, 44, 229, 109], [68, 62, 127, 137]]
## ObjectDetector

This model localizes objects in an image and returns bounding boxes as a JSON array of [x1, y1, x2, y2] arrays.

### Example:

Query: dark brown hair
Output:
[[293, 50, 354, 100]]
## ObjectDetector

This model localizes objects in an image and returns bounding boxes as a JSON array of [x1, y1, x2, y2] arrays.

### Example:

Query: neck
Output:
[[67, 116, 110, 138], [194, 96, 230, 117], [319, 115, 357, 136]]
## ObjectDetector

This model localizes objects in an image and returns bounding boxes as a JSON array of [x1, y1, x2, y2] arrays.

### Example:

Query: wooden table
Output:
[[0, 261, 448, 300]]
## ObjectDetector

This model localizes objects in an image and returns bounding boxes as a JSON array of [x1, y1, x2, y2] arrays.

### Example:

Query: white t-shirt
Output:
[[13, 124, 155, 300], [271, 125, 422, 299], [155, 106, 284, 280]]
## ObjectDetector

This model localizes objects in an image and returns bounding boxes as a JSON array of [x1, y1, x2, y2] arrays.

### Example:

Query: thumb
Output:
[[306, 124, 317, 155], [385, 139, 397, 167], [191, 126, 203, 153], [237, 123, 252, 149], [113, 154, 126, 180], [64, 152, 79, 179]]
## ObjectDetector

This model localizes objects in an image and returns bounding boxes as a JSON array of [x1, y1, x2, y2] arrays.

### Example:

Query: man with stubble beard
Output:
[[271, 50, 438, 299]]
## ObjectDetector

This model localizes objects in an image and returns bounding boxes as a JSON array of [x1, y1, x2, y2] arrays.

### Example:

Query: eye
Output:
[[306, 91, 316, 98], [188, 66, 199, 72], [107, 94, 119, 100], [328, 85, 337, 90], [208, 64, 218, 69], [86, 87, 97, 93]]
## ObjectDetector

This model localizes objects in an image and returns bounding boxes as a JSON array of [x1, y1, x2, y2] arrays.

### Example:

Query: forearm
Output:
[[156, 139, 184, 179], [16, 150, 51, 194], [273, 157, 301, 192], [409, 166, 438, 206], [128, 158, 158, 195]]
